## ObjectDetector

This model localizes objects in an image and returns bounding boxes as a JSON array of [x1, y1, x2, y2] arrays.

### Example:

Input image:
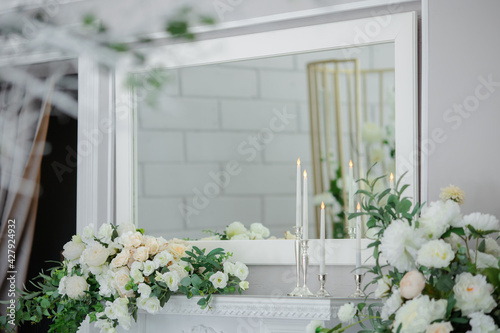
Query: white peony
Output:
[[381, 289, 403, 320], [137, 297, 160, 314], [153, 250, 174, 267], [467, 312, 499, 333], [209, 271, 228, 289], [362, 122, 383, 143], [400, 270, 426, 299], [249, 223, 270, 238], [463, 213, 499, 232], [426, 322, 454, 333], [239, 281, 249, 290], [417, 239, 455, 268], [472, 250, 500, 269], [82, 224, 95, 243], [226, 221, 248, 239], [143, 260, 158, 276], [162, 271, 181, 292], [62, 240, 86, 261], [233, 262, 249, 281], [305, 320, 324, 333], [379, 220, 425, 272], [338, 302, 356, 323], [485, 237, 500, 257], [64, 276, 89, 299], [453, 272, 497, 315], [231, 233, 250, 240], [393, 295, 447, 333], [444, 233, 463, 252], [97, 224, 113, 244], [223, 261, 235, 275], [374, 275, 392, 299], [81, 242, 109, 267], [117, 223, 136, 236], [418, 200, 461, 239]]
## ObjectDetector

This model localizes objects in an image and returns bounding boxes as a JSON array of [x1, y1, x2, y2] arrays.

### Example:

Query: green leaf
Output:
[[207, 248, 225, 257], [197, 298, 206, 306], [191, 275, 203, 289], [445, 294, 456, 318], [436, 275, 454, 293], [442, 227, 465, 239], [180, 277, 191, 287]]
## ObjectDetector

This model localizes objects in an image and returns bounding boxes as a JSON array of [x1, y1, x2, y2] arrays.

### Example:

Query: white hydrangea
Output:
[[417, 239, 455, 268], [418, 200, 461, 239], [463, 213, 499, 232], [381, 288, 403, 320], [453, 272, 497, 315], [226, 221, 248, 239], [338, 302, 356, 323], [393, 295, 447, 333], [379, 220, 425, 272], [231, 233, 250, 240], [96, 269, 116, 298], [467, 312, 500, 333]]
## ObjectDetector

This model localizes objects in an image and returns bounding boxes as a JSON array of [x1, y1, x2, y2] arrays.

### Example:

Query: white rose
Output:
[[417, 239, 455, 268], [223, 262, 235, 275], [120, 231, 143, 248], [209, 271, 228, 289], [168, 263, 189, 280], [226, 222, 248, 239], [133, 246, 149, 262], [463, 213, 499, 232], [97, 224, 114, 244], [143, 260, 159, 276], [82, 224, 95, 243], [239, 281, 249, 290], [94, 318, 116, 333], [249, 223, 270, 238], [400, 270, 426, 299], [167, 241, 190, 260], [485, 237, 500, 257], [58, 276, 67, 295], [394, 296, 447, 333], [143, 297, 160, 314], [162, 271, 181, 292], [130, 266, 144, 284], [305, 320, 324, 333], [233, 262, 249, 281], [117, 223, 136, 236], [381, 289, 403, 320], [199, 235, 222, 241], [104, 300, 118, 320], [81, 242, 109, 267], [374, 275, 392, 299], [62, 241, 86, 261], [138, 283, 151, 297], [65, 276, 88, 299], [426, 322, 453, 333], [110, 249, 130, 269], [453, 272, 497, 315], [157, 236, 169, 251], [338, 302, 356, 323], [118, 315, 131, 331], [153, 250, 174, 268], [467, 312, 499, 333], [113, 267, 134, 297], [230, 233, 250, 240], [418, 200, 461, 239], [143, 236, 160, 255], [96, 271, 116, 297]]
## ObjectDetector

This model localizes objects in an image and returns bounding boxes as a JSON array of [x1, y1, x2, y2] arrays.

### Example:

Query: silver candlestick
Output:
[[349, 274, 366, 298], [315, 274, 330, 297], [297, 239, 313, 297], [288, 226, 303, 296]]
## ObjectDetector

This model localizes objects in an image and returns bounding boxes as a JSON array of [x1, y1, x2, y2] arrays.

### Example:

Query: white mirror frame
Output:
[[114, 11, 418, 265]]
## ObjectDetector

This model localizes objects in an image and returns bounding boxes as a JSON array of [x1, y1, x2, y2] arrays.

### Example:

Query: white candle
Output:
[[348, 160, 354, 213], [320, 201, 326, 275], [303, 170, 308, 240], [390, 172, 394, 193], [296, 158, 301, 228], [356, 202, 362, 274]]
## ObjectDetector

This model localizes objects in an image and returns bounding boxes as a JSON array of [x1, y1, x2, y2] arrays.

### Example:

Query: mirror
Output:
[[115, 12, 418, 263], [135, 43, 395, 240]]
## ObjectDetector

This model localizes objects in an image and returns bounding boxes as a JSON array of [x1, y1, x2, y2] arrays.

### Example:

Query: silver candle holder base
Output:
[[349, 274, 366, 298], [296, 240, 313, 297], [315, 274, 330, 297], [348, 226, 356, 239], [287, 226, 303, 296]]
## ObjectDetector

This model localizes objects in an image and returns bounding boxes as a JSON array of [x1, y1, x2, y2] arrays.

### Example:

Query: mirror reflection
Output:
[[135, 43, 395, 240]]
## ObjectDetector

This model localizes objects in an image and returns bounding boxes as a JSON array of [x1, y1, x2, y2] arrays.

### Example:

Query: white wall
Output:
[[425, 0, 500, 218]]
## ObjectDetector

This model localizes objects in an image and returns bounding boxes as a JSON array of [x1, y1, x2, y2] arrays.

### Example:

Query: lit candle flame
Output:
[[303, 170, 307, 178], [349, 160, 353, 168], [321, 201, 325, 210], [390, 172, 394, 181], [297, 158, 301, 166], [357, 202, 361, 211]]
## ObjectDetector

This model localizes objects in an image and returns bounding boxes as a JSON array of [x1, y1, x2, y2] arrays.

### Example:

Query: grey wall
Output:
[[426, 0, 500, 217]]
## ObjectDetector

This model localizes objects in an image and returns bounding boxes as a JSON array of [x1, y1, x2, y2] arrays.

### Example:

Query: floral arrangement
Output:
[[0, 223, 249, 333], [311, 172, 500, 333], [201, 221, 274, 240]]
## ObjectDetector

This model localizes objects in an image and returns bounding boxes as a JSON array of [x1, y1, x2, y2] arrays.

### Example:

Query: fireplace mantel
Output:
[[123, 295, 377, 333]]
